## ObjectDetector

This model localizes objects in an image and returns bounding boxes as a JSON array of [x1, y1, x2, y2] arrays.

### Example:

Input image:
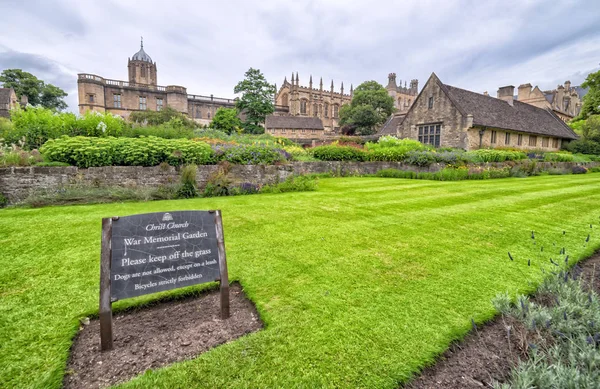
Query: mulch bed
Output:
[[404, 253, 600, 389], [64, 283, 262, 389]]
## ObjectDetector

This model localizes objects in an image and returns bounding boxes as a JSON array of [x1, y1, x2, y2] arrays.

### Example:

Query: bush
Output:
[[212, 144, 288, 165], [572, 165, 588, 174], [122, 124, 195, 139], [260, 175, 318, 193], [564, 139, 600, 155], [40, 136, 214, 168], [543, 152, 574, 162], [403, 150, 436, 166], [466, 149, 527, 162], [176, 165, 199, 198], [311, 145, 367, 161], [0, 193, 7, 208]]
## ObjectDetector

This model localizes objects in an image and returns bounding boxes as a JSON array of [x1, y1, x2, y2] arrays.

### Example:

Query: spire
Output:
[[350, 84, 353, 96], [141, 36, 143, 49], [309, 75, 313, 88], [320, 77, 323, 90], [341, 82, 344, 94], [291, 72, 294, 85], [284, 76, 287, 83], [296, 72, 299, 85], [330, 80, 334, 92]]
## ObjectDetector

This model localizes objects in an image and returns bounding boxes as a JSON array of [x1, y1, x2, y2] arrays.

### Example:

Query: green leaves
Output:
[[0, 68, 68, 111], [210, 108, 242, 135], [234, 68, 276, 133], [339, 81, 394, 135]]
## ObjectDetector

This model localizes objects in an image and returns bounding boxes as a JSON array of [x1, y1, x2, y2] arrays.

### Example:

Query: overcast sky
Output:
[[1, 0, 599, 112]]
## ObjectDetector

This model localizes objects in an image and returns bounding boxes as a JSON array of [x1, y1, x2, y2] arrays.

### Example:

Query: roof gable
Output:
[[265, 115, 324, 130]]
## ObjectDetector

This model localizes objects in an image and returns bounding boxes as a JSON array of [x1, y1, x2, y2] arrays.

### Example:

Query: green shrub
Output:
[[543, 152, 574, 162], [176, 165, 199, 198], [213, 144, 287, 165], [466, 149, 527, 162], [403, 150, 436, 166], [40, 136, 214, 168], [260, 175, 318, 193], [0, 193, 7, 208], [122, 124, 195, 139], [311, 145, 367, 161]]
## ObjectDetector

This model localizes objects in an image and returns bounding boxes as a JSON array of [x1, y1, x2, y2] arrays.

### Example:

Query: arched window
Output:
[[324, 102, 329, 118], [313, 103, 318, 117], [333, 104, 339, 118], [282, 93, 288, 106], [300, 100, 307, 114]]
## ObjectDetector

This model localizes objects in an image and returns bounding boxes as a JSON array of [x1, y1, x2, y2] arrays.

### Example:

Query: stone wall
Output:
[[1, 161, 598, 204]]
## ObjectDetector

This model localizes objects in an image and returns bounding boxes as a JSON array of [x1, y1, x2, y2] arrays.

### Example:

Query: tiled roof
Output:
[[440, 83, 578, 140], [265, 115, 324, 130], [378, 114, 404, 135]]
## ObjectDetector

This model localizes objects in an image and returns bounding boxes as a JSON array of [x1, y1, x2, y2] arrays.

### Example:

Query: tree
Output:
[[129, 106, 195, 128], [579, 69, 600, 120], [0, 69, 68, 111], [339, 81, 394, 135], [233, 68, 276, 134], [210, 108, 242, 134]]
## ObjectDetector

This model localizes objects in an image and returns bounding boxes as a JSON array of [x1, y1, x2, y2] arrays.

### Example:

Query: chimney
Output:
[[483, 91, 489, 96], [517, 83, 532, 101], [20, 94, 28, 106], [564, 80, 571, 91], [386, 73, 397, 90], [497, 85, 515, 106]]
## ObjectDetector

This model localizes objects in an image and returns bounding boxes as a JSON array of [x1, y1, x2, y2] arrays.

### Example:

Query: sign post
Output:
[[99, 210, 229, 351]]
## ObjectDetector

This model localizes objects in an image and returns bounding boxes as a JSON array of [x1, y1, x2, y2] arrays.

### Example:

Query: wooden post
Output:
[[214, 210, 230, 319], [99, 217, 114, 351]]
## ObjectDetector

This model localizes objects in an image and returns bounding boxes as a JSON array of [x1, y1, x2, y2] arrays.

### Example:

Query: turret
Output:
[[128, 37, 157, 86], [386, 73, 397, 90]]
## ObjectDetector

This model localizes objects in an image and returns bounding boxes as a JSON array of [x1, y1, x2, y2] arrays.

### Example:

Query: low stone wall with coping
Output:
[[1, 161, 598, 204]]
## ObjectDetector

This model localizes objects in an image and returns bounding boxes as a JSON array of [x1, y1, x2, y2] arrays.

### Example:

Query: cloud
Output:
[[0, 0, 598, 112]]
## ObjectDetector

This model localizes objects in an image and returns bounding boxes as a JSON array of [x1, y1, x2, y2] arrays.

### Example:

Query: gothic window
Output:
[[282, 93, 288, 106], [428, 97, 434, 109], [505, 132, 511, 145], [333, 104, 339, 118], [141, 65, 146, 78], [563, 98, 570, 112], [300, 100, 307, 115], [113, 94, 121, 108], [529, 135, 537, 147], [139, 96, 147, 110], [324, 102, 329, 118], [418, 124, 441, 147], [313, 103, 318, 117], [156, 98, 163, 111]]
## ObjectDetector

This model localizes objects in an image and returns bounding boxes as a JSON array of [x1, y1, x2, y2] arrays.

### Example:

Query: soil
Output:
[[404, 253, 600, 389], [64, 283, 262, 389]]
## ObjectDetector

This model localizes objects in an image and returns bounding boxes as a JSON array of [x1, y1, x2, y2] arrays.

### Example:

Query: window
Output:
[[282, 93, 288, 106], [195, 108, 201, 119], [139, 96, 147, 110], [300, 100, 307, 115], [88, 94, 95, 103], [156, 98, 163, 111], [313, 103, 318, 117], [141, 65, 146, 77], [312, 129, 316, 134], [542, 137, 549, 147], [292, 129, 296, 134], [491, 130, 497, 144], [333, 104, 339, 118], [271, 129, 275, 134], [113, 94, 121, 108], [517, 134, 523, 146], [207, 112, 211, 119], [505, 132, 511, 145], [552, 138, 559, 148], [418, 124, 441, 147], [529, 135, 537, 147], [282, 129, 286, 134], [302, 129, 306, 133], [428, 96, 434, 109], [324, 103, 329, 118]]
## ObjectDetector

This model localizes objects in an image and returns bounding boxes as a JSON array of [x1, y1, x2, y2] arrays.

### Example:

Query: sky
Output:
[[0, 0, 599, 112]]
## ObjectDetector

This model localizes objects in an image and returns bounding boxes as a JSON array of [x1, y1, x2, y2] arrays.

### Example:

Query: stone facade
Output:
[[0, 88, 18, 118], [265, 115, 325, 139], [2, 161, 598, 204], [275, 73, 352, 135], [78, 40, 236, 125], [398, 73, 578, 151], [385, 73, 418, 113], [517, 81, 586, 122]]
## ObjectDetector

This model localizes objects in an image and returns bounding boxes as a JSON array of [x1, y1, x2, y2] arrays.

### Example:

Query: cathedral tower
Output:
[[128, 38, 157, 86]]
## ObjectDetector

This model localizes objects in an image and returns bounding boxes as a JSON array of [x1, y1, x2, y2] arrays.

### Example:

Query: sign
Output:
[[99, 210, 229, 351]]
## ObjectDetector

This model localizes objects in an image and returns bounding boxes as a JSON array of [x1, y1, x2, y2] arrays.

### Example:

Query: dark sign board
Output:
[[99, 210, 229, 351], [110, 211, 221, 300]]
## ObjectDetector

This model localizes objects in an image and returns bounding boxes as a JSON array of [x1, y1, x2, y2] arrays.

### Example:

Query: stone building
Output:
[[395, 73, 577, 150], [274, 73, 352, 134], [0, 88, 18, 118], [516, 81, 587, 122], [265, 115, 324, 139], [77, 40, 236, 125], [385, 73, 418, 113]]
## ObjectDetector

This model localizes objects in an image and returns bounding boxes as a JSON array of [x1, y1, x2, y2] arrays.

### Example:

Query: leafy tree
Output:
[[129, 106, 195, 128], [233, 68, 276, 134], [578, 69, 600, 120], [210, 108, 242, 134], [0, 69, 68, 111], [339, 81, 394, 135]]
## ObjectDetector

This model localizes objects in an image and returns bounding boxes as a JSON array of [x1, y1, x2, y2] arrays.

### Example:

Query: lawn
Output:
[[1, 175, 600, 388]]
